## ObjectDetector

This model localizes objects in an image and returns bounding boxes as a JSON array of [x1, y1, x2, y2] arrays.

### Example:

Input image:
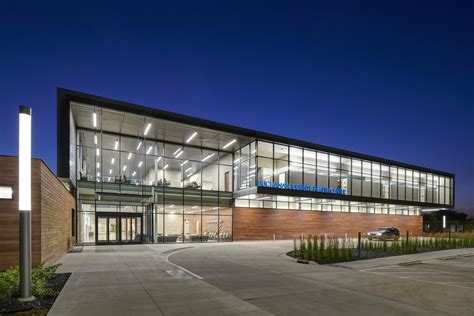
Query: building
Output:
[[0, 156, 75, 270], [56, 88, 454, 245]]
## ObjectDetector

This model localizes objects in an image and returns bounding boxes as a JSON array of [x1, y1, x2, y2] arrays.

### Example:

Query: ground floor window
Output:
[[76, 190, 233, 244]]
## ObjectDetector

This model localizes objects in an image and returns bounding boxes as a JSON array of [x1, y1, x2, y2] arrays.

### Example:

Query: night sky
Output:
[[1, 1, 472, 214]]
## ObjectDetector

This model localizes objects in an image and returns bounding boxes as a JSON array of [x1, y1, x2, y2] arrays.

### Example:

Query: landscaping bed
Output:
[[290, 233, 474, 265], [0, 265, 70, 315]]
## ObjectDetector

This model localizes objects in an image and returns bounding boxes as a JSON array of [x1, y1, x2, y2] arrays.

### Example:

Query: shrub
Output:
[[0, 264, 60, 299]]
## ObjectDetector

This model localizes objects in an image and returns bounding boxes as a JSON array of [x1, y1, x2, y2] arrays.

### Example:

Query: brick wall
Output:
[[233, 207, 423, 240]]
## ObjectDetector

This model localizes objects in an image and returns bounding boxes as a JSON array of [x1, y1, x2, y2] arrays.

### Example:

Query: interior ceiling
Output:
[[71, 102, 253, 152]]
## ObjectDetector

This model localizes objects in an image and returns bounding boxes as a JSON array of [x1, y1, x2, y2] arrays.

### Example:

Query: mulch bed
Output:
[[0, 273, 70, 315]]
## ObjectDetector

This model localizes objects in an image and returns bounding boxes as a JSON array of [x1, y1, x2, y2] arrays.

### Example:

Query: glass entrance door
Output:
[[97, 216, 118, 244], [121, 216, 139, 242], [96, 213, 142, 244]]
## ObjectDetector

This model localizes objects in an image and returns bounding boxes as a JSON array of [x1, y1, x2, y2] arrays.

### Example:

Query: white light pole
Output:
[[19, 106, 34, 301]]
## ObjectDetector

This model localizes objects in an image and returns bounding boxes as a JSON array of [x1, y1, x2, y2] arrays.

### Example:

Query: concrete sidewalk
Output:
[[49, 244, 270, 316], [49, 242, 474, 315]]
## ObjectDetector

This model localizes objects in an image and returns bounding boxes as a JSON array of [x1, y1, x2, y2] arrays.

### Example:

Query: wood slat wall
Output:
[[40, 163, 75, 263], [233, 207, 423, 240], [0, 156, 75, 271]]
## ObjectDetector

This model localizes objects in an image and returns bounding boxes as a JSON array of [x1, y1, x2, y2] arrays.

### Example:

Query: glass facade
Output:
[[235, 194, 422, 216], [234, 140, 453, 206], [70, 100, 453, 245], [75, 105, 234, 244]]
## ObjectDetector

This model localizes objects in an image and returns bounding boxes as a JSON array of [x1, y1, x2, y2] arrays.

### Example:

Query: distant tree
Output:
[[423, 209, 469, 221]]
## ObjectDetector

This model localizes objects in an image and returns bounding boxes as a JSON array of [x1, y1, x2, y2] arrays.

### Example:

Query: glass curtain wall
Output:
[[235, 194, 422, 216], [76, 125, 233, 244], [252, 140, 453, 206]]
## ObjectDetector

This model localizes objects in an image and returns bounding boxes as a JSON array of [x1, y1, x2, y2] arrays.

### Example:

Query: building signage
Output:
[[257, 180, 346, 195]]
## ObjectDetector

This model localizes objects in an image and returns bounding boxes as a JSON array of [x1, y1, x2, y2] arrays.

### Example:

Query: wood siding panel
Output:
[[0, 157, 41, 270], [233, 208, 423, 240], [40, 163, 75, 263], [0, 156, 74, 271]]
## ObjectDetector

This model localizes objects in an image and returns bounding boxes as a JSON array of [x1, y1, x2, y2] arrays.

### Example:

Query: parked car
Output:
[[367, 227, 400, 241]]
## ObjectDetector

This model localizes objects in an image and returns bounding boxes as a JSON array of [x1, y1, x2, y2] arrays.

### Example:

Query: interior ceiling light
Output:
[[132, 171, 136, 176], [109, 169, 112, 174], [127, 153, 132, 160], [123, 165, 127, 171], [138, 161, 143, 167], [202, 153, 215, 162], [156, 157, 162, 162], [169, 204, 175, 208], [146, 146, 152, 154], [144, 123, 152, 136], [111, 157, 115, 165], [94, 135, 98, 145], [163, 164, 169, 170], [96, 148, 100, 156], [92, 112, 97, 128], [173, 148, 182, 156], [223, 139, 236, 149], [185, 167, 192, 172], [175, 150, 183, 158], [137, 141, 142, 150], [96, 162, 100, 168], [186, 132, 198, 143], [180, 160, 188, 166], [114, 140, 119, 150]]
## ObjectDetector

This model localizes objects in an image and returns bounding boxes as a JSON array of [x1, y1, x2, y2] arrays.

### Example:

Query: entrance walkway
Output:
[[49, 244, 270, 315]]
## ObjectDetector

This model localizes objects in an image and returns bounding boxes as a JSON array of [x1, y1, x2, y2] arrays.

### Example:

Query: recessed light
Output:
[[146, 146, 152, 154], [137, 141, 142, 150], [94, 135, 98, 145], [92, 112, 97, 128], [156, 157, 162, 162], [202, 153, 215, 162], [173, 148, 182, 156], [132, 171, 136, 176], [109, 169, 112, 174], [163, 164, 169, 170], [138, 161, 143, 167], [180, 160, 188, 166], [175, 151, 183, 158], [128, 153, 132, 160], [96, 162, 100, 168], [186, 132, 198, 143], [111, 157, 115, 165], [144, 123, 152, 136], [185, 167, 192, 172], [96, 148, 100, 156], [123, 165, 127, 171], [223, 139, 236, 149], [114, 140, 119, 150]]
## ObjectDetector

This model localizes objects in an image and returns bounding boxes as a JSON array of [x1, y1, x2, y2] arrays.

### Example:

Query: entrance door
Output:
[[96, 213, 142, 244], [121, 216, 142, 243], [97, 216, 119, 244]]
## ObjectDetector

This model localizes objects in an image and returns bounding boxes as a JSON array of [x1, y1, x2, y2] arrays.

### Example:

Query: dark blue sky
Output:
[[1, 1, 473, 214]]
